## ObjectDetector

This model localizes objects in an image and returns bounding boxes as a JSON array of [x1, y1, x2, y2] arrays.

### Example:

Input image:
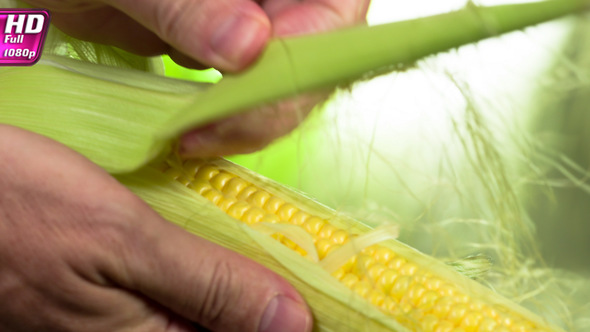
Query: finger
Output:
[[36, 6, 171, 57], [107, 0, 272, 72], [0, 125, 202, 332], [261, 0, 371, 36], [178, 92, 328, 158], [104, 206, 312, 332]]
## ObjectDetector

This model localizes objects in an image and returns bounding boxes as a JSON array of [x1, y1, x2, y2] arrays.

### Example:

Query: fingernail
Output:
[[259, 295, 311, 332], [210, 11, 270, 71]]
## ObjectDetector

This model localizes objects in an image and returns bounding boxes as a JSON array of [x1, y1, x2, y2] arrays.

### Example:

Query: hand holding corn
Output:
[[24, 0, 371, 157], [0, 125, 312, 332]]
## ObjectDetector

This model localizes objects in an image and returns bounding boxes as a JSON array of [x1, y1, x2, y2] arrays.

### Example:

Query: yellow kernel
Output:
[[176, 175, 192, 186], [237, 186, 258, 200], [399, 302, 413, 314], [341, 273, 359, 289], [217, 197, 237, 212], [248, 190, 271, 208], [260, 214, 280, 224], [188, 180, 211, 195], [331, 229, 350, 244], [368, 290, 386, 307], [281, 237, 298, 250], [405, 303, 424, 322], [361, 245, 378, 256], [211, 172, 235, 191], [447, 303, 469, 324], [271, 233, 284, 242], [477, 317, 498, 331], [163, 167, 183, 180], [405, 284, 427, 306], [424, 277, 444, 290], [264, 196, 284, 214], [377, 270, 399, 293], [453, 293, 470, 304], [290, 211, 310, 225], [374, 247, 395, 265], [468, 300, 485, 312], [382, 297, 398, 314], [227, 201, 250, 219], [294, 246, 307, 257], [432, 297, 455, 317], [511, 320, 534, 332], [352, 280, 372, 298], [434, 320, 455, 332], [324, 244, 341, 259], [194, 164, 219, 181], [181, 159, 203, 175], [222, 177, 249, 197], [341, 256, 357, 272], [421, 314, 440, 331], [317, 224, 337, 239], [497, 313, 515, 327], [388, 257, 407, 270], [316, 238, 333, 259], [303, 217, 325, 235], [460, 311, 483, 331], [412, 273, 428, 284], [436, 295, 456, 307], [202, 189, 223, 205], [277, 203, 298, 221], [439, 284, 457, 297], [481, 306, 499, 320], [367, 263, 387, 282], [355, 255, 376, 275], [390, 276, 412, 299], [418, 290, 439, 308], [332, 267, 346, 280], [241, 207, 265, 225], [400, 262, 418, 276]]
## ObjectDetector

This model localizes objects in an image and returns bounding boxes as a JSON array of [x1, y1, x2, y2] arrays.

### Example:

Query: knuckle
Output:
[[197, 260, 242, 329], [153, 0, 193, 43]]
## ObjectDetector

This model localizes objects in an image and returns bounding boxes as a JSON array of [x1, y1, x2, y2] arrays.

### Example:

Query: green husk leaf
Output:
[[1, 0, 587, 174], [0, 55, 206, 172]]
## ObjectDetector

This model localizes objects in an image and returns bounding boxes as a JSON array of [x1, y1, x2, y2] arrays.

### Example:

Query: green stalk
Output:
[[0, 0, 587, 173]]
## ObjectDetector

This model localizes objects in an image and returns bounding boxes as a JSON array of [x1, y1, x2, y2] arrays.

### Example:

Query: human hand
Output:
[[24, 0, 371, 156], [0, 125, 311, 332]]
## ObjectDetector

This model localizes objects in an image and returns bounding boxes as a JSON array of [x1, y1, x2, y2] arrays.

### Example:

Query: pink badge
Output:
[[0, 9, 50, 66]]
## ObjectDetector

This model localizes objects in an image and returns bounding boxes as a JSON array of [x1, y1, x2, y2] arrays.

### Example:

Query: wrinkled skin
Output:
[[0, 125, 309, 332], [26, 0, 371, 156], [2, 1, 370, 331]]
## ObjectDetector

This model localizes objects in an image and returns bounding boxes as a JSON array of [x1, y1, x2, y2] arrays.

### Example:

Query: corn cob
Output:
[[135, 157, 561, 332]]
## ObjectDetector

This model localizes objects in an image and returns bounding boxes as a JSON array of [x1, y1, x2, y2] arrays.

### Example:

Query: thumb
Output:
[[108, 0, 271, 72], [108, 207, 312, 332]]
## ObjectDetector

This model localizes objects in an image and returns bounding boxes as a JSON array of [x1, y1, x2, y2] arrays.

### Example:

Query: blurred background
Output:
[[165, 0, 590, 327]]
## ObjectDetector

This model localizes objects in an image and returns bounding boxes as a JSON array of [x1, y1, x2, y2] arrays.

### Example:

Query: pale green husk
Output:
[[1, 0, 588, 173]]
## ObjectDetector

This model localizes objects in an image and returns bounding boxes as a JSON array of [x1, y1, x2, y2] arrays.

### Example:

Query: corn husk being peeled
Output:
[[1, 0, 589, 330]]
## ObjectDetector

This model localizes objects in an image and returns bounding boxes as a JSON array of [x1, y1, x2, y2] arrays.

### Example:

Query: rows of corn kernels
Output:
[[161, 159, 552, 332]]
